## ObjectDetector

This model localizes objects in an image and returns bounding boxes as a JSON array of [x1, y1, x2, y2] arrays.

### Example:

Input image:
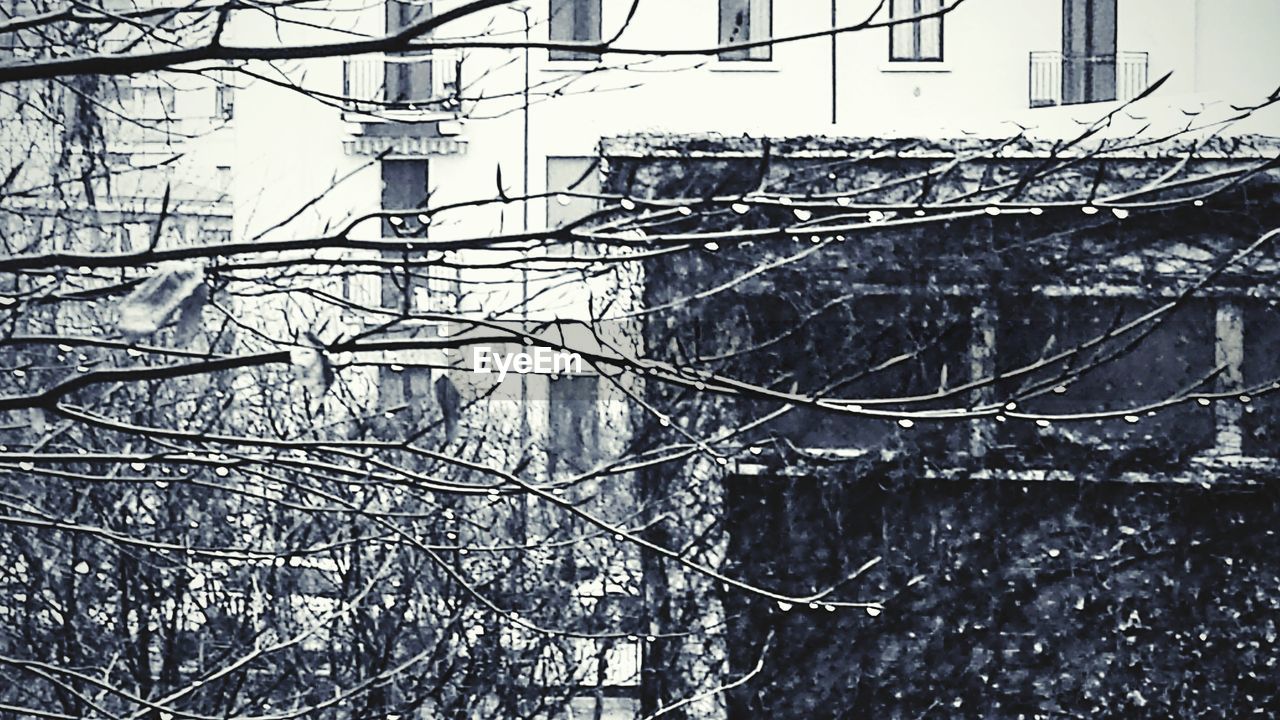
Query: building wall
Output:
[[224, 0, 1280, 253]]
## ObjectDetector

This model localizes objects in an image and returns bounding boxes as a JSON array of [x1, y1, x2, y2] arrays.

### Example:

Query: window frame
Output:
[[888, 0, 945, 63], [549, 0, 602, 62], [717, 0, 773, 62]]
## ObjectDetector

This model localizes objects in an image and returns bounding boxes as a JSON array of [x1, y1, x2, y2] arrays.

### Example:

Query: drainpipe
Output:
[[831, 0, 838, 124], [518, 3, 531, 233], [507, 2, 532, 453], [521, 4, 530, 448], [511, 3, 533, 549]]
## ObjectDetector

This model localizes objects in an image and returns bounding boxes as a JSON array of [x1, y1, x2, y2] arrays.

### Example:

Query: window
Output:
[[381, 159, 429, 237], [549, 0, 601, 61], [386, 0, 428, 33], [118, 84, 177, 120], [718, 0, 772, 61], [739, 292, 973, 452], [385, 0, 433, 104], [214, 76, 234, 120], [1240, 300, 1280, 458], [546, 156, 600, 256], [889, 0, 944, 62], [1062, 0, 1118, 104], [994, 295, 1216, 465], [376, 360, 435, 434], [375, 160, 432, 312], [548, 375, 600, 477], [546, 157, 600, 226]]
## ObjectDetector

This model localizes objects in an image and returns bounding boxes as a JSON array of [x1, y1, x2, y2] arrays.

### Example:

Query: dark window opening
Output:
[[994, 295, 1215, 467], [378, 160, 432, 312]]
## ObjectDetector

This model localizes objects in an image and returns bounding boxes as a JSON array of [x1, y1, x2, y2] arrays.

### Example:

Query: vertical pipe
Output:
[[521, 7, 531, 234], [520, 5, 531, 445], [831, 0, 838, 124]]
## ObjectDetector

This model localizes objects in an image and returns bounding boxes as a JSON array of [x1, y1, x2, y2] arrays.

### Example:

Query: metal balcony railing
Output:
[[1029, 51, 1149, 108], [341, 51, 462, 114], [342, 251, 459, 315]]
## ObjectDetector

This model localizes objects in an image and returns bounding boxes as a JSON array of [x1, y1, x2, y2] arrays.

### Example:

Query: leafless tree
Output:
[[2, 1, 1279, 718]]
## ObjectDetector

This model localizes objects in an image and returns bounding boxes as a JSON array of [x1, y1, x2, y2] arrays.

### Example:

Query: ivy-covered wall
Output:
[[605, 134, 1280, 718], [723, 461, 1280, 718]]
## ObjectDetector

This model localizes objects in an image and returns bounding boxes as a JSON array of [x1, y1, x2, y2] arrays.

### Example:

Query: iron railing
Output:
[[1029, 51, 1149, 108], [343, 254, 459, 315], [341, 51, 462, 114]]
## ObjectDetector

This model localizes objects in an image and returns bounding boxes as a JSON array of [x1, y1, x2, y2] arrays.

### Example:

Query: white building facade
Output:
[[218, 0, 1280, 256]]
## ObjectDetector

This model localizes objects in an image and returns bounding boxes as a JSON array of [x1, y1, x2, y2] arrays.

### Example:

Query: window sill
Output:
[[542, 60, 604, 73], [880, 61, 952, 73], [710, 61, 781, 73], [340, 109, 460, 124]]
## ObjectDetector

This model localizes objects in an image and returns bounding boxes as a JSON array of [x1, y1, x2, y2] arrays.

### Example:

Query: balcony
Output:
[[341, 51, 462, 117], [341, 249, 459, 316], [1029, 51, 1149, 108]]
